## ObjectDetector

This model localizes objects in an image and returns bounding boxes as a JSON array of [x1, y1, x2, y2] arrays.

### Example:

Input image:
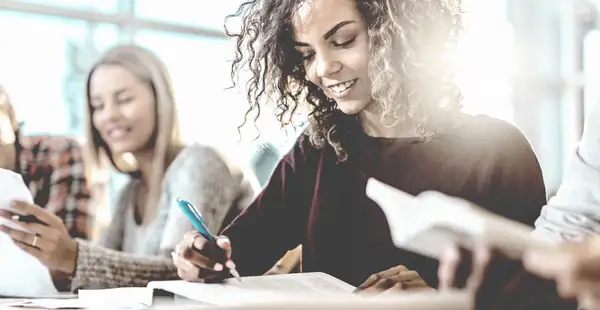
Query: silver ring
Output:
[[32, 235, 38, 248]]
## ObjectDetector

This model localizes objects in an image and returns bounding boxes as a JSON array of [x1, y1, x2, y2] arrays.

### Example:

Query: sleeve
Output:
[[534, 102, 600, 241], [71, 240, 178, 290], [47, 139, 92, 240], [69, 183, 180, 290], [158, 145, 258, 254], [69, 145, 259, 290], [221, 137, 314, 277], [485, 122, 547, 227]]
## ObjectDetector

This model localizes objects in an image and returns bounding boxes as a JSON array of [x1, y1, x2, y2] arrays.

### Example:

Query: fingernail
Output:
[[225, 261, 236, 269], [214, 263, 223, 271]]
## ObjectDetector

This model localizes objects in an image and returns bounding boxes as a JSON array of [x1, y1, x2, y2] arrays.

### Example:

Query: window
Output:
[[0, 11, 119, 136], [16, 0, 120, 13], [457, 0, 515, 123], [134, 0, 242, 31], [134, 30, 247, 146]]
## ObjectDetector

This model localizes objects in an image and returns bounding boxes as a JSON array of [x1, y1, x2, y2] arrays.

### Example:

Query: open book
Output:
[[148, 272, 472, 309], [147, 272, 354, 306], [365, 178, 556, 260]]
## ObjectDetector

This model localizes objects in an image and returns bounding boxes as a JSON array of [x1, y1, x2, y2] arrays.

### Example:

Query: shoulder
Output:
[[168, 143, 227, 172], [164, 143, 258, 188], [280, 129, 325, 170], [164, 144, 233, 185], [453, 114, 534, 155], [24, 134, 84, 158], [21, 135, 85, 170]]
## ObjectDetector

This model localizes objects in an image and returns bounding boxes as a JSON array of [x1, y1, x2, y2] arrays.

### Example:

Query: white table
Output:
[[0, 296, 211, 310]]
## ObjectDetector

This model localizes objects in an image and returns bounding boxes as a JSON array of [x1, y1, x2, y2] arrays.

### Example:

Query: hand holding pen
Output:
[[172, 198, 241, 282]]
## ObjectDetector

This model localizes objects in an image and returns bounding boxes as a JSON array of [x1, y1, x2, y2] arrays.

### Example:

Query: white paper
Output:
[[0, 168, 35, 233], [148, 272, 355, 306], [365, 178, 555, 260], [0, 169, 59, 298], [4, 298, 87, 309], [5, 289, 153, 310], [78, 287, 154, 307]]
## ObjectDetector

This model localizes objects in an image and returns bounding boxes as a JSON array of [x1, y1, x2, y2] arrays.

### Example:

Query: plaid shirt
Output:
[[17, 135, 92, 240]]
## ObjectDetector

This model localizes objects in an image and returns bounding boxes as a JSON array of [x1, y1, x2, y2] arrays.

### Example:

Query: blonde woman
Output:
[[0, 45, 257, 290]]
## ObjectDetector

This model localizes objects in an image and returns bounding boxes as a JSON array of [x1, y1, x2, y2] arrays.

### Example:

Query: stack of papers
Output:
[[0, 168, 58, 298]]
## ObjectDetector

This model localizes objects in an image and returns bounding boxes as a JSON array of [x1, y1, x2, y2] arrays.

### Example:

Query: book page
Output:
[[148, 272, 354, 306], [365, 178, 555, 260], [221, 272, 354, 294]]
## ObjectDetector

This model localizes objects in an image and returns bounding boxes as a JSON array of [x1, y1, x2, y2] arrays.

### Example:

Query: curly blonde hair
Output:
[[228, 0, 463, 162]]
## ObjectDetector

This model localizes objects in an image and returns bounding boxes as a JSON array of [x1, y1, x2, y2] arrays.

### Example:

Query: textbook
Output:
[[365, 178, 556, 260], [147, 272, 472, 309], [147, 272, 355, 306]]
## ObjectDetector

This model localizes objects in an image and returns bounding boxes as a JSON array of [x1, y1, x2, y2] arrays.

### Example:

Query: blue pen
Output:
[[176, 197, 242, 281]]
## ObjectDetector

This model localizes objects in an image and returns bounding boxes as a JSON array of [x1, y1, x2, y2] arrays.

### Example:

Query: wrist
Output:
[[61, 238, 78, 276]]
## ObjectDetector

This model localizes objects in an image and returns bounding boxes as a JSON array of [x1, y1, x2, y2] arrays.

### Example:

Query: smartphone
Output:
[[16, 214, 47, 225]]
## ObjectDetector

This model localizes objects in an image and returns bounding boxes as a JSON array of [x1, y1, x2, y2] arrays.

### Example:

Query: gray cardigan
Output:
[[534, 102, 600, 241], [70, 144, 257, 289]]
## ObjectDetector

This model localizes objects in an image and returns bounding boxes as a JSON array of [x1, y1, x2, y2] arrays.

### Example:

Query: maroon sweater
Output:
[[222, 115, 569, 308]]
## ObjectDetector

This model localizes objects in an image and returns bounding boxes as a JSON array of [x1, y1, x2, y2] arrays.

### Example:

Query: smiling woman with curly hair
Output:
[[231, 0, 463, 161], [172, 0, 548, 298]]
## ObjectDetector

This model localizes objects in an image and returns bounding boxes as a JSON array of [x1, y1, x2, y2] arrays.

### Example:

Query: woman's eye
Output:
[[118, 97, 133, 104], [302, 53, 315, 62], [333, 37, 356, 47], [91, 102, 103, 111]]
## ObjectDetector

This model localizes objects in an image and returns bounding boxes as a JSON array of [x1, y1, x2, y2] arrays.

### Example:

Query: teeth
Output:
[[330, 80, 356, 94], [109, 129, 128, 138]]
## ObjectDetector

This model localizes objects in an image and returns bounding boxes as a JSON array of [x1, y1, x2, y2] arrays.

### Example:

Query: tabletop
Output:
[[0, 296, 211, 310]]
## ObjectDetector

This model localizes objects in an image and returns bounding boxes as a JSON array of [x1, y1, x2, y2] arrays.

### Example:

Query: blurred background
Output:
[[0, 0, 599, 208]]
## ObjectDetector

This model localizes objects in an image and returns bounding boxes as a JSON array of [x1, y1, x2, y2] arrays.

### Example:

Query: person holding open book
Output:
[[172, 0, 551, 301], [438, 101, 600, 309]]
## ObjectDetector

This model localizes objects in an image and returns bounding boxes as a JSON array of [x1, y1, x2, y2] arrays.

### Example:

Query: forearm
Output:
[[70, 240, 179, 290]]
